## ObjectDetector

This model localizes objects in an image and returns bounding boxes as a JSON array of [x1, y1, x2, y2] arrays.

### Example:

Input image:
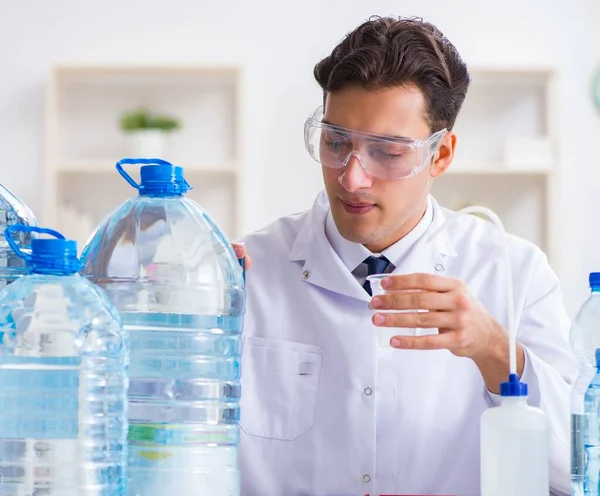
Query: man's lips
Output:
[[340, 198, 376, 215]]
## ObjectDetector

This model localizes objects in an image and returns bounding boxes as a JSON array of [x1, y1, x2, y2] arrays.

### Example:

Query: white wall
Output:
[[1, 0, 599, 315]]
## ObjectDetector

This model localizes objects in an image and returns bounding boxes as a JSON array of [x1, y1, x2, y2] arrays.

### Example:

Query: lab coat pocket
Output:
[[240, 336, 322, 441]]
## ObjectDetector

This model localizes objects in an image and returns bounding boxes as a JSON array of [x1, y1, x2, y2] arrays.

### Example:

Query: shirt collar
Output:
[[325, 196, 435, 273]]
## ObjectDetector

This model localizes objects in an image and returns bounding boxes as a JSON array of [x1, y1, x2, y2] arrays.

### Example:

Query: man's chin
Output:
[[335, 222, 378, 245]]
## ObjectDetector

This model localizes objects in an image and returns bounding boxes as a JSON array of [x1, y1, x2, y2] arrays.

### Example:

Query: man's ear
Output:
[[430, 131, 456, 178]]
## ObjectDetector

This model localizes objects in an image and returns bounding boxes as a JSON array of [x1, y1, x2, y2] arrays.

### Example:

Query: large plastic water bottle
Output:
[[80, 158, 245, 496], [0, 184, 37, 492], [0, 225, 129, 495], [571, 273, 600, 496], [0, 182, 37, 287], [584, 358, 600, 496]]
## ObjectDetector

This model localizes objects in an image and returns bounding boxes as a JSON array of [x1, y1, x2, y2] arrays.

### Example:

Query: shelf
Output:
[[432, 174, 547, 253], [446, 167, 552, 176], [54, 67, 239, 167], [431, 65, 560, 273], [56, 160, 237, 175], [54, 65, 239, 85], [467, 66, 554, 86], [45, 63, 244, 244]]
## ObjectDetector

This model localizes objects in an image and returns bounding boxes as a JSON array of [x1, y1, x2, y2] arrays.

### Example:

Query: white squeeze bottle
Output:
[[477, 233, 549, 493], [480, 373, 549, 495], [427, 205, 550, 495]]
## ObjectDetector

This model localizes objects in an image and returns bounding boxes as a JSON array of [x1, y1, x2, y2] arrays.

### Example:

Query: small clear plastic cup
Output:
[[367, 274, 420, 347]]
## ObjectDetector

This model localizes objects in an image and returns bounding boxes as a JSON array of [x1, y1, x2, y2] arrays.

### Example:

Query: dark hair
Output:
[[314, 16, 470, 132]]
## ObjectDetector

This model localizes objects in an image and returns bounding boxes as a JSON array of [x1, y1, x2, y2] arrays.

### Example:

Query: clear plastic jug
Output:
[[0, 225, 128, 495], [80, 158, 245, 496], [0, 182, 37, 287]]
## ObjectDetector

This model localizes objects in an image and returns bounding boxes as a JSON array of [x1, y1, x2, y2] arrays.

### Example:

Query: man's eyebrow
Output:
[[321, 120, 411, 141]]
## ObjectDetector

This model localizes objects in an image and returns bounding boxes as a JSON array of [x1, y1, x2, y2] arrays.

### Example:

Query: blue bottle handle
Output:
[[116, 158, 173, 190], [239, 255, 246, 285], [4, 225, 65, 262]]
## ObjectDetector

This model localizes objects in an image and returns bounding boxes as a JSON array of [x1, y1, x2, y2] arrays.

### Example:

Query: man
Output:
[[235, 15, 575, 496]]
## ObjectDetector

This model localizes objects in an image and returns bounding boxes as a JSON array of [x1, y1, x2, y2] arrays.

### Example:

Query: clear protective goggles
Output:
[[304, 106, 448, 180]]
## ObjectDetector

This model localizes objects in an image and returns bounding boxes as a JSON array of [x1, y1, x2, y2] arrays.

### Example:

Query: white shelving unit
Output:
[[44, 65, 242, 248], [432, 66, 561, 275]]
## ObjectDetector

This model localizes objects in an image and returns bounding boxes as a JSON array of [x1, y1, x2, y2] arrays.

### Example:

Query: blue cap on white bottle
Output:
[[500, 373, 528, 397]]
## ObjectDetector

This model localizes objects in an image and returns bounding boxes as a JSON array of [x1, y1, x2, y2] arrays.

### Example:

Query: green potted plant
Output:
[[120, 108, 181, 158]]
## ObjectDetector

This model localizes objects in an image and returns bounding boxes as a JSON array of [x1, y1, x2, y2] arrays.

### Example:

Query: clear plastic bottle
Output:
[[80, 158, 245, 496], [480, 374, 549, 496], [0, 182, 37, 287], [571, 273, 600, 496], [584, 357, 600, 496], [0, 225, 128, 495]]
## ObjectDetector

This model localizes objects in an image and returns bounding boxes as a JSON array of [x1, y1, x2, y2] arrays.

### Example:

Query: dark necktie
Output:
[[362, 255, 391, 296]]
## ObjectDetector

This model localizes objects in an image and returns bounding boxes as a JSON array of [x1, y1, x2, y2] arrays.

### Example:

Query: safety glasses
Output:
[[304, 106, 447, 180]]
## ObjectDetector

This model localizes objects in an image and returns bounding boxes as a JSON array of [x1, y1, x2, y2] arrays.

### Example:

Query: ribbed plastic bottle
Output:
[[0, 225, 129, 495], [571, 273, 600, 495], [0, 182, 37, 287], [80, 158, 245, 496], [584, 353, 600, 496], [480, 374, 549, 496]]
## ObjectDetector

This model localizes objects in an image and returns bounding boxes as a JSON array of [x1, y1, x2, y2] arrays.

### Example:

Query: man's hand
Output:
[[232, 243, 252, 270], [370, 273, 524, 393]]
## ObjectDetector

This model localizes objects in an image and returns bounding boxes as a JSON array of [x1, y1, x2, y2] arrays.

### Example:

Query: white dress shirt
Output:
[[325, 197, 434, 285]]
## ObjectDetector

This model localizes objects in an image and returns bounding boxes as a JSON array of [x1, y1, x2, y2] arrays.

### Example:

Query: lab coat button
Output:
[[363, 387, 373, 396], [302, 270, 311, 280], [434, 263, 444, 272], [362, 474, 371, 483]]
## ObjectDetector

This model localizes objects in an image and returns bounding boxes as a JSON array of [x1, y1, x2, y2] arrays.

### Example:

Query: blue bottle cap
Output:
[[30, 238, 80, 274], [4, 226, 81, 275], [139, 164, 191, 196], [500, 373, 528, 397], [590, 273, 600, 290], [115, 158, 191, 196]]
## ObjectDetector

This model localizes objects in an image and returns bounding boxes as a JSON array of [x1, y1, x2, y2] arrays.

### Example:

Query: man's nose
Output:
[[338, 152, 373, 192]]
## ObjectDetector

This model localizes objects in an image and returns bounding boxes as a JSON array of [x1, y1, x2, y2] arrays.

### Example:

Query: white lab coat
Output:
[[239, 191, 576, 496]]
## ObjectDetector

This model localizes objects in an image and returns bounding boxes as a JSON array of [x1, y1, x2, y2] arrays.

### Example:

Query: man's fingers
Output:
[[371, 291, 455, 312], [390, 333, 455, 350], [372, 309, 457, 329], [232, 243, 252, 270], [233, 244, 245, 258], [380, 273, 461, 292]]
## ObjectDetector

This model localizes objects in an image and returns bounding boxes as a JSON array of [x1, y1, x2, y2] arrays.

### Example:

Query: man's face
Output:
[[321, 84, 453, 252]]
